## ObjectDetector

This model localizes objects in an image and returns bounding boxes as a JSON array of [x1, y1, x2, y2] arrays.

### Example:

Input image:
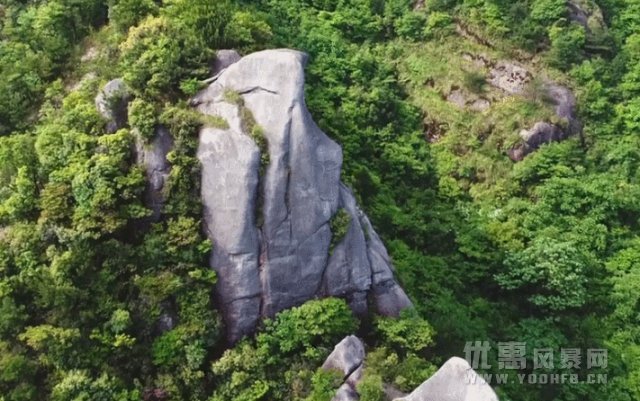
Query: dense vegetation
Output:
[[0, 0, 639, 400]]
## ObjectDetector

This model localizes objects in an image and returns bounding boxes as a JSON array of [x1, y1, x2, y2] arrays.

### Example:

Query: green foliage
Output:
[[225, 11, 273, 51], [423, 11, 454, 39], [329, 208, 351, 255], [2, 0, 640, 400], [496, 236, 592, 311], [462, 71, 486, 94], [210, 298, 357, 401], [530, 0, 567, 25], [71, 129, 147, 237], [128, 97, 157, 140], [108, 0, 158, 32], [258, 298, 358, 356], [548, 23, 587, 70], [304, 369, 342, 401], [374, 309, 434, 354], [119, 16, 211, 99], [51, 370, 139, 401], [356, 373, 385, 401], [395, 12, 427, 40]]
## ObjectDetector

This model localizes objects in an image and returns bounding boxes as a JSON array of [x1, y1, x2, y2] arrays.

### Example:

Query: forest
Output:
[[0, 0, 639, 400]]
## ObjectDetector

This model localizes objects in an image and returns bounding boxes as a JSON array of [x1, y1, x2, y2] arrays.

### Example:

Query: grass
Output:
[[200, 114, 229, 129], [393, 32, 569, 203]]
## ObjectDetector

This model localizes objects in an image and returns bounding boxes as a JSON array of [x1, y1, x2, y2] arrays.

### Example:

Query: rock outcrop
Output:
[[95, 78, 131, 133], [488, 61, 532, 95], [475, 58, 581, 161], [193, 49, 412, 343], [394, 357, 499, 401], [509, 81, 581, 161]]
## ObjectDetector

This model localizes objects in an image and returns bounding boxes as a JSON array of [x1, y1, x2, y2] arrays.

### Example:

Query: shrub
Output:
[[119, 16, 210, 99], [128, 97, 157, 140], [329, 208, 352, 255]]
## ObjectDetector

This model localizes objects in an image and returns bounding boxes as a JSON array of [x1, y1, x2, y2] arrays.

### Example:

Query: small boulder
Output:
[[323, 336, 366, 401], [211, 49, 241, 75], [394, 357, 498, 401], [322, 336, 365, 379], [95, 78, 131, 133], [446, 89, 467, 108]]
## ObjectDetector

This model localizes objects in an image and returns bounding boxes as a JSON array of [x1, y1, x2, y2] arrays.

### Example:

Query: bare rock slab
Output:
[[394, 357, 498, 401]]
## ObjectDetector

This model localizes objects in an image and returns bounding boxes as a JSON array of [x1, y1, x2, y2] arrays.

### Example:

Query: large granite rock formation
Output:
[[193, 49, 412, 343], [394, 357, 498, 401]]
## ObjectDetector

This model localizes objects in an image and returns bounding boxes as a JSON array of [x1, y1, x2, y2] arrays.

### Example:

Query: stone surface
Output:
[[322, 336, 365, 401], [446, 89, 467, 108], [194, 49, 412, 342], [509, 81, 581, 161], [394, 357, 499, 401], [95, 78, 130, 133], [488, 62, 531, 95], [322, 336, 365, 379], [135, 126, 174, 221], [211, 49, 242, 75], [384, 384, 407, 401], [469, 98, 490, 112]]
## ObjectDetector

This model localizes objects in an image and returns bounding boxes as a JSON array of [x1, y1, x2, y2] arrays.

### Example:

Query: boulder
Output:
[[322, 336, 365, 379], [322, 336, 366, 401], [509, 122, 566, 161], [211, 49, 242, 75], [95, 78, 131, 133], [509, 81, 581, 161], [394, 357, 498, 401], [193, 49, 412, 343]]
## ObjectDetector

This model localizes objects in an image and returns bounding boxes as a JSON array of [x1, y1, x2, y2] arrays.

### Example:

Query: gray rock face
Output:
[[136, 127, 173, 221], [211, 49, 242, 75], [394, 357, 499, 401], [194, 49, 412, 342], [488, 62, 531, 95], [95, 78, 130, 133]]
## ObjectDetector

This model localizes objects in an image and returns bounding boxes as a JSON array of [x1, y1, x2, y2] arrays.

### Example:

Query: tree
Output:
[[548, 23, 586, 70], [119, 16, 210, 99], [496, 236, 592, 312], [108, 0, 158, 32]]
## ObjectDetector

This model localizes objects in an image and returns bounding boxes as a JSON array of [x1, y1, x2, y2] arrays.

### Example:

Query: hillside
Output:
[[1, 1, 639, 401]]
